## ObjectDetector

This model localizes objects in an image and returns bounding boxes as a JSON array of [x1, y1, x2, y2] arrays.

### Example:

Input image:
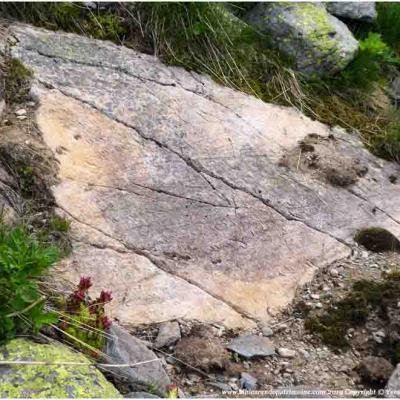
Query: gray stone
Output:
[[15, 108, 26, 116], [277, 348, 296, 358], [125, 392, 160, 398], [102, 325, 170, 395], [261, 325, 274, 337], [7, 24, 400, 332], [385, 363, 400, 396], [208, 382, 232, 392], [227, 335, 275, 359], [154, 321, 181, 348], [325, 2, 377, 22], [245, 3, 358, 75], [240, 372, 258, 390]]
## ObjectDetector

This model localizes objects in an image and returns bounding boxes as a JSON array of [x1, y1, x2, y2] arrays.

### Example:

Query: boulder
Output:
[[386, 363, 400, 397], [7, 24, 400, 330], [102, 325, 170, 396], [359, 356, 393, 386], [0, 338, 121, 398], [325, 2, 377, 23], [245, 2, 358, 75]]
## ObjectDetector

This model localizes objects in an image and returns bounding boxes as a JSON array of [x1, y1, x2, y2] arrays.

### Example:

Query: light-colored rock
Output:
[[102, 325, 170, 395], [154, 321, 181, 348], [7, 24, 400, 330], [326, 2, 377, 22], [125, 392, 160, 398], [245, 2, 358, 75], [0, 338, 121, 398], [240, 372, 258, 390], [227, 335, 275, 359], [15, 108, 27, 116], [386, 363, 400, 397], [277, 348, 297, 358]]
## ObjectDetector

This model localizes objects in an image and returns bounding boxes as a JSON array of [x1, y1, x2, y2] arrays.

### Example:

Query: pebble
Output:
[[240, 372, 257, 390], [26, 101, 36, 107], [15, 108, 27, 116], [329, 268, 339, 277], [261, 325, 274, 337], [16, 115, 27, 120], [154, 321, 181, 348], [315, 302, 323, 309], [277, 348, 296, 358], [310, 294, 320, 300]]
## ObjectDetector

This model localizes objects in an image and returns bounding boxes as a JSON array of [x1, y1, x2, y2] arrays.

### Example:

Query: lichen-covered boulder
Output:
[[325, 2, 377, 23], [245, 2, 359, 76], [0, 338, 121, 398]]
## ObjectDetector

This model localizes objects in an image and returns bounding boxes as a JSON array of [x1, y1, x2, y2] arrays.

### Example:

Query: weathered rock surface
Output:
[[0, 338, 121, 398], [102, 325, 170, 395], [325, 2, 377, 23], [245, 2, 358, 75], [6, 24, 400, 329], [386, 363, 400, 397]]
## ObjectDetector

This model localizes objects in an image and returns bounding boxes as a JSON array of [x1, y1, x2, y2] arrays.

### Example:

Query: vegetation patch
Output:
[[354, 227, 400, 253], [0, 223, 60, 343], [4, 58, 33, 104], [305, 271, 400, 355]]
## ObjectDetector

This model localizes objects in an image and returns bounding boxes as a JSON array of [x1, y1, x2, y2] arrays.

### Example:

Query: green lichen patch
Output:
[[354, 227, 400, 252], [0, 338, 121, 398]]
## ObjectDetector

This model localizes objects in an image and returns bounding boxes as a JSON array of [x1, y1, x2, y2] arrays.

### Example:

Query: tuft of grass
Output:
[[1, 2, 400, 162], [376, 2, 400, 55], [0, 223, 60, 343]]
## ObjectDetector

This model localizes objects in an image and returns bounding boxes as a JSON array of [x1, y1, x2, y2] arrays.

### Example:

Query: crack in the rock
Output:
[[347, 187, 400, 226], [64, 177, 236, 209], [36, 79, 351, 247], [58, 204, 257, 323]]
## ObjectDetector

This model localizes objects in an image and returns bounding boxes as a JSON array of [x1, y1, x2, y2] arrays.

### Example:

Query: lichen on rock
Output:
[[245, 2, 359, 75], [0, 339, 121, 398]]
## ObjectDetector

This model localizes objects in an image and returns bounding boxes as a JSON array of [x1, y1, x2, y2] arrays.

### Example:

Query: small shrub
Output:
[[0, 224, 60, 343], [58, 276, 113, 355]]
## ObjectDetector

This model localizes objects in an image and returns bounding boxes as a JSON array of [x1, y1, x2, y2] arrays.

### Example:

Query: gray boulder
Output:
[[385, 363, 400, 397], [102, 325, 170, 396], [245, 2, 358, 76], [325, 2, 377, 23]]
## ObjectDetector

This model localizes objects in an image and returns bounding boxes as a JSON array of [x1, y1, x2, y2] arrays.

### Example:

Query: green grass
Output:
[[0, 223, 60, 343], [1, 2, 400, 162]]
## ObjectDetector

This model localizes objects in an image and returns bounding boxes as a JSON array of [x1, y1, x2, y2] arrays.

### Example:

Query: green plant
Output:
[[0, 224, 60, 343], [58, 276, 112, 355], [377, 2, 400, 55], [5, 58, 33, 104]]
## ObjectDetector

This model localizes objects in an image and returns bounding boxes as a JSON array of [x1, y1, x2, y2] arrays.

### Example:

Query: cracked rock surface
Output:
[[7, 24, 400, 328]]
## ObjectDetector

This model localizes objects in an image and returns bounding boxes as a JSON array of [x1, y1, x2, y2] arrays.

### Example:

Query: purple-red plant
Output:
[[60, 276, 113, 354]]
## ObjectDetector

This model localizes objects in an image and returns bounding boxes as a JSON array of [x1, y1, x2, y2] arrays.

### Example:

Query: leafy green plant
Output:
[[0, 224, 60, 343], [58, 276, 113, 355]]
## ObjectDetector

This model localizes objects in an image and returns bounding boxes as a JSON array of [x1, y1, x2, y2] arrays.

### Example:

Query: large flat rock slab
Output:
[[7, 24, 400, 328]]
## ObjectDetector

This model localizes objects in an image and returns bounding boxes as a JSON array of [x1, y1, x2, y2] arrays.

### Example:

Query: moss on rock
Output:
[[0, 339, 121, 398]]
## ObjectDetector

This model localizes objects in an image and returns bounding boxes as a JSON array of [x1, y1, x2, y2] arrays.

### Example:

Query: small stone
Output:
[[315, 302, 323, 309], [154, 321, 181, 348], [329, 268, 339, 277], [240, 372, 257, 390], [16, 115, 27, 120], [26, 101, 36, 107], [277, 348, 296, 358], [227, 335, 275, 359], [125, 392, 160, 398], [310, 294, 320, 300], [208, 382, 232, 392], [261, 325, 274, 337], [15, 109, 27, 116], [372, 330, 386, 344]]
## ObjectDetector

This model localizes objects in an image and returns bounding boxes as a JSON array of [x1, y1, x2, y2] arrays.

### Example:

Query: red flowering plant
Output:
[[59, 276, 113, 356]]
